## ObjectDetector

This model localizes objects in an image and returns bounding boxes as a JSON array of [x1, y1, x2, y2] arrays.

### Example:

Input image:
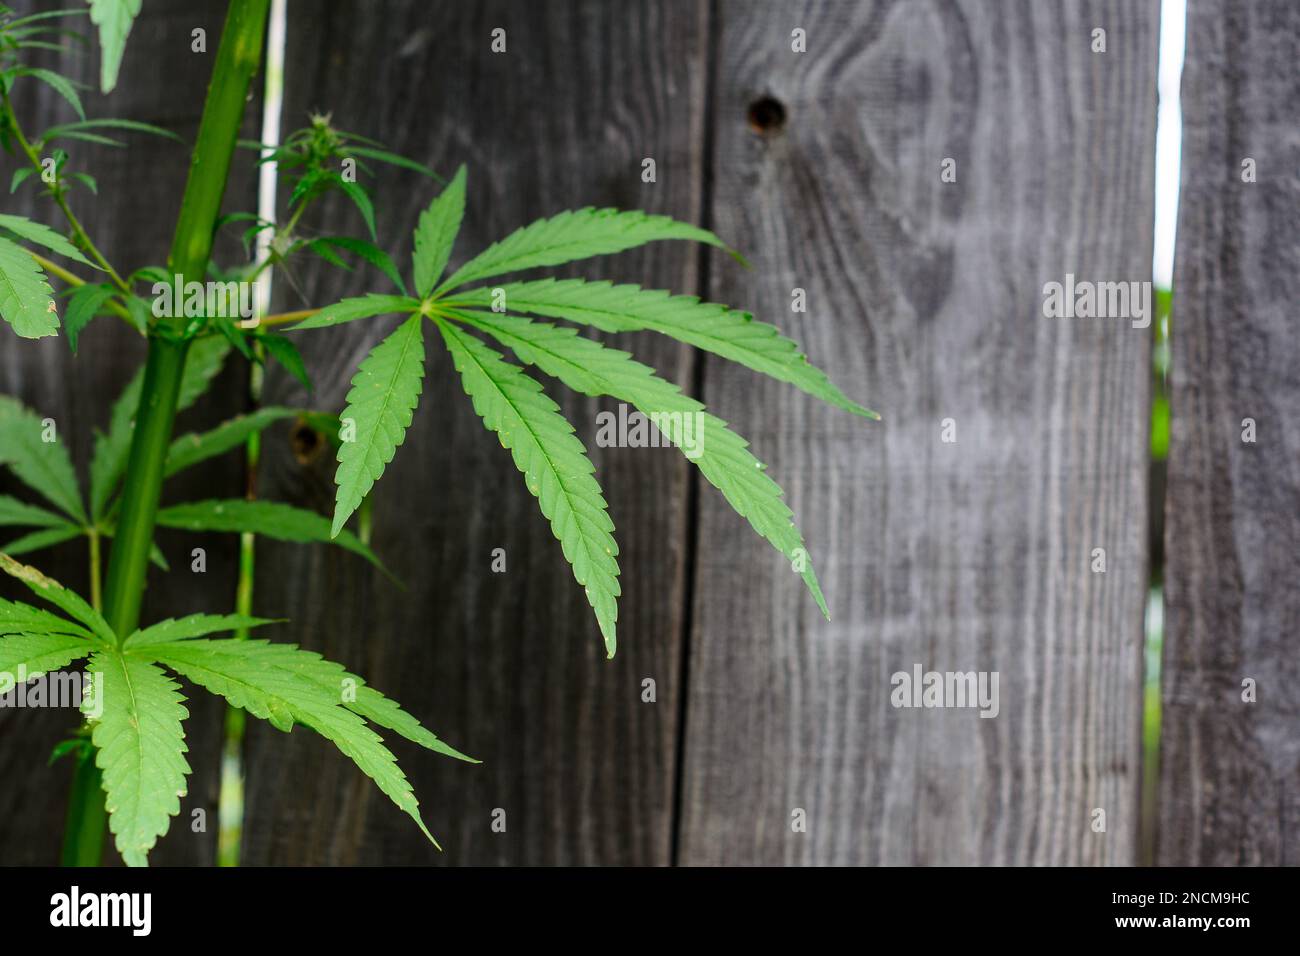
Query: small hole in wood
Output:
[[747, 95, 787, 134], [290, 420, 323, 465]]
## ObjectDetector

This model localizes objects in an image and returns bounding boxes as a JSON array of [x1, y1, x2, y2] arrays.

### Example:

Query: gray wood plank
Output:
[[1159, 0, 1300, 866], [678, 0, 1157, 865], [238, 0, 707, 864], [0, 0, 258, 865]]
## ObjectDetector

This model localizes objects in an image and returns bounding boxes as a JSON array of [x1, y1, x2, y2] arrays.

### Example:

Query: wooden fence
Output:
[[0, 0, 1294, 866]]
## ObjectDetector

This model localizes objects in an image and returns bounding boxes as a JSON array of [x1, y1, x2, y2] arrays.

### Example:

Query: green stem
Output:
[[58, 0, 272, 867], [358, 495, 373, 546], [62, 531, 106, 867], [87, 528, 102, 612], [100, 337, 190, 641], [60, 752, 107, 867]]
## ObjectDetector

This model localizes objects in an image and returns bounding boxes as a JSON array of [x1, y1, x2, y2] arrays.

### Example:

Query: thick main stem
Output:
[[59, 0, 272, 866]]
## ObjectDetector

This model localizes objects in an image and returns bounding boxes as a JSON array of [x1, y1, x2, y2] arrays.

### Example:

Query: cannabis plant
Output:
[[0, 0, 873, 866]]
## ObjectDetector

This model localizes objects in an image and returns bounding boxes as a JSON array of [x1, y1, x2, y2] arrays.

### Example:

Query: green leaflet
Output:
[[164, 406, 298, 477], [88, 650, 191, 867], [0, 632, 93, 679], [88, 0, 142, 92], [437, 207, 735, 293], [10, 168, 35, 194], [450, 278, 877, 419], [174, 339, 235, 409], [330, 315, 425, 537], [0, 597, 95, 641], [306, 236, 406, 295], [90, 337, 230, 520], [0, 495, 68, 529], [13, 67, 85, 121], [436, 317, 621, 655], [63, 283, 117, 353], [337, 178, 376, 239], [0, 553, 115, 645], [286, 293, 417, 331], [451, 310, 830, 618], [152, 636, 473, 761], [258, 334, 313, 391], [145, 639, 440, 847], [0, 396, 87, 522], [41, 118, 182, 144], [0, 235, 57, 339], [90, 376, 141, 520], [154, 499, 389, 575], [0, 523, 84, 557], [125, 613, 275, 649], [227, 639, 473, 761], [0, 213, 96, 268], [412, 164, 465, 297], [344, 145, 438, 180]]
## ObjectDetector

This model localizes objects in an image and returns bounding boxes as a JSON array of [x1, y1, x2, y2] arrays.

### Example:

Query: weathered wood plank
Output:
[[1159, 0, 1300, 866], [0, 0, 258, 865], [678, 0, 1156, 865], [238, 0, 706, 864]]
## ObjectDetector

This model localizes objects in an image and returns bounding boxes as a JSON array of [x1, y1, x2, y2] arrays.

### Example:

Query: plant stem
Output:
[[60, 753, 107, 866], [62, 530, 106, 867], [100, 338, 190, 641], [254, 307, 318, 328], [58, 0, 272, 867], [87, 528, 102, 612]]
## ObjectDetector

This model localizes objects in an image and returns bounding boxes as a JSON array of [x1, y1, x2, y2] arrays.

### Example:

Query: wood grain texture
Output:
[[237, 0, 707, 864], [1159, 0, 1300, 866], [0, 0, 257, 865], [677, 0, 1156, 865]]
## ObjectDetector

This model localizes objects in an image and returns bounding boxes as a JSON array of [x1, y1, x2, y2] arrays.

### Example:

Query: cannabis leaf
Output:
[[291, 165, 875, 651], [437, 318, 621, 655], [329, 314, 425, 537], [87, 0, 142, 92], [0, 548, 461, 864]]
